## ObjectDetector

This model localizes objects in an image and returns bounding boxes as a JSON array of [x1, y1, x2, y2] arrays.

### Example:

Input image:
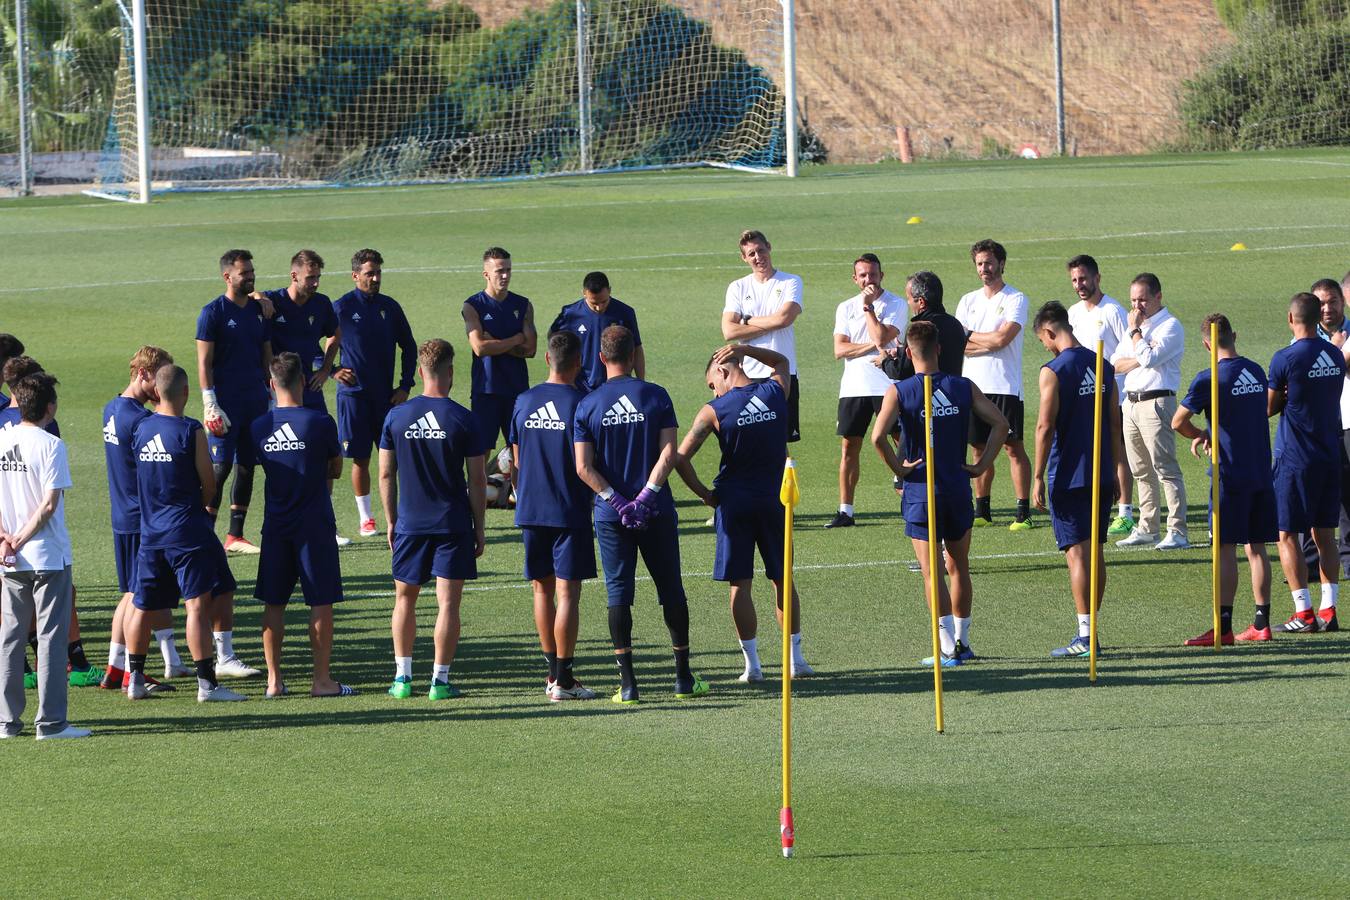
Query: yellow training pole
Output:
[[779, 458, 800, 858], [1089, 340, 1105, 683], [1210, 322, 1222, 653], [924, 374, 945, 733]]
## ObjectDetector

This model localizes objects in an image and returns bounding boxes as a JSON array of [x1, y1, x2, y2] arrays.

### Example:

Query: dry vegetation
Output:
[[453, 0, 1225, 160]]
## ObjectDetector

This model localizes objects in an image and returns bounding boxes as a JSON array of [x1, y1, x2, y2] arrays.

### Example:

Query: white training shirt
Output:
[[0, 423, 73, 572], [724, 270, 802, 378], [1068, 294, 1129, 398], [834, 290, 907, 397], [954, 283, 1029, 398], [1110, 307, 1184, 394]]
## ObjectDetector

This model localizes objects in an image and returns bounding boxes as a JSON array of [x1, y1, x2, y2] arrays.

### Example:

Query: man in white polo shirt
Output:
[[0, 373, 90, 740], [1111, 272, 1189, 550], [956, 239, 1034, 531], [722, 230, 803, 442], [1066, 253, 1136, 537], [828, 253, 905, 529]]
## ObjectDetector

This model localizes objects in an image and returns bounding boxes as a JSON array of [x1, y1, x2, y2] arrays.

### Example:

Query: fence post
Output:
[[576, 0, 592, 173], [15, 0, 33, 195]]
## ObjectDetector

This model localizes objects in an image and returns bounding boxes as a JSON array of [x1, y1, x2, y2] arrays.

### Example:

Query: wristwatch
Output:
[[1130, 327, 1143, 338]]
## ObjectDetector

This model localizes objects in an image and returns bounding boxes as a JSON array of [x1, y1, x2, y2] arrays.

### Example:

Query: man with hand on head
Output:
[[575, 325, 708, 704], [510, 331, 597, 701], [549, 271, 644, 391], [674, 343, 812, 682]]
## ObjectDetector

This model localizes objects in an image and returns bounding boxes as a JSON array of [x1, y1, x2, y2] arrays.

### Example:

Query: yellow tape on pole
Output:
[[779, 457, 799, 857], [1089, 340, 1105, 683], [924, 374, 945, 733], [1210, 322, 1222, 653]]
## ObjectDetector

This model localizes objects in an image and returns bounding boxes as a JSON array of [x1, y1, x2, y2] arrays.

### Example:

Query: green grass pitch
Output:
[[2, 150, 1349, 897]]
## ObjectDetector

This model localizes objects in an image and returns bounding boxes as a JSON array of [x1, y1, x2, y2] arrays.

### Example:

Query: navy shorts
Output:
[[255, 528, 344, 606], [208, 391, 269, 468], [713, 498, 785, 582], [113, 531, 140, 594], [1274, 457, 1340, 533], [1217, 485, 1278, 546], [903, 492, 974, 543], [392, 531, 477, 584], [134, 540, 236, 611], [1049, 487, 1111, 551], [471, 392, 517, 453], [337, 390, 391, 460], [522, 525, 597, 581], [594, 513, 687, 608]]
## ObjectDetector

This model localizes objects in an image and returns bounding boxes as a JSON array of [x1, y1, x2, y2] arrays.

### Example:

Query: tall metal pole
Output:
[[132, 0, 151, 203], [1052, 0, 1066, 156], [575, 0, 592, 173], [782, 0, 798, 176], [15, 0, 34, 196]]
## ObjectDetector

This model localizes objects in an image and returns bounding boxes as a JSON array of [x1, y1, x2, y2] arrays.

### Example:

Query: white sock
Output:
[[790, 631, 806, 666], [839, 503, 854, 516], [432, 664, 451, 683], [355, 494, 373, 522], [154, 628, 182, 667], [938, 615, 956, 656], [1291, 588, 1313, 613], [1118, 503, 1132, 518], [1320, 582, 1338, 611], [213, 630, 234, 661], [1077, 614, 1091, 637], [954, 616, 971, 645], [395, 656, 413, 680], [739, 637, 761, 672], [108, 641, 126, 669]]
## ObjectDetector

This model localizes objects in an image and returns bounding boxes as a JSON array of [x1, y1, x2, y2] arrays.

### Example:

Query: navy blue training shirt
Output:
[[196, 295, 271, 400], [333, 289, 416, 399], [263, 288, 337, 375], [251, 407, 340, 536], [1044, 346, 1116, 495], [509, 382, 592, 530], [1268, 337, 1345, 468], [0, 406, 58, 437], [379, 395, 483, 535], [549, 297, 643, 391], [465, 290, 530, 396], [133, 413, 215, 549], [708, 379, 788, 507], [1182, 356, 1274, 490], [102, 395, 152, 534], [893, 373, 974, 497], [573, 376, 677, 523]]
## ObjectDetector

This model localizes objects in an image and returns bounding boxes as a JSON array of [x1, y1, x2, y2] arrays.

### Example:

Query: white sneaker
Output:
[[164, 662, 193, 679], [36, 725, 92, 740], [1115, 527, 1159, 548], [791, 660, 815, 677], [215, 656, 261, 678], [737, 668, 765, 683], [197, 684, 247, 702], [334, 533, 352, 546], [1154, 530, 1191, 551], [548, 680, 598, 701]]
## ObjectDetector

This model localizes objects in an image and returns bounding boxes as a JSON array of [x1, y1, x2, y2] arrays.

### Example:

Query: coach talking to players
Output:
[[1111, 273, 1189, 551]]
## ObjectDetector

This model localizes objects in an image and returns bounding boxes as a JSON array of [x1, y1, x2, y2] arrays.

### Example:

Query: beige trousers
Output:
[[1122, 395, 1188, 536]]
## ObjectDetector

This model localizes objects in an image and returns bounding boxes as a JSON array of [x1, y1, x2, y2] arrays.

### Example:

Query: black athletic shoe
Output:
[[1318, 611, 1339, 632], [1274, 613, 1318, 634], [825, 511, 855, 529]]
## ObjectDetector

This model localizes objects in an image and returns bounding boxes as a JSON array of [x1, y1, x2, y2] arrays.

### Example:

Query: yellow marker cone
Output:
[[779, 458, 800, 858], [1230, 242, 1247, 251], [906, 216, 923, 225]]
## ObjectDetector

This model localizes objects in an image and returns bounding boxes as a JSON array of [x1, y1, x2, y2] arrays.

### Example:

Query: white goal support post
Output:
[[82, 0, 798, 202]]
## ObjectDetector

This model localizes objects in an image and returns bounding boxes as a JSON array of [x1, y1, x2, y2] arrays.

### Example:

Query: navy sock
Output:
[[1015, 499, 1030, 522], [557, 657, 575, 690], [608, 605, 633, 651], [227, 508, 247, 540], [615, 653, 636, 690], [543, 650, 558, 683], [128, 653, 147, 675], [673, 647, 693, 683], [976, 496, 992, 520], [1220, 606, 1233, 635]]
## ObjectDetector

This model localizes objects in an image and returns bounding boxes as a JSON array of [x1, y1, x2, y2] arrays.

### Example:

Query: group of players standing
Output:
[[2, 231, 1346, 735]]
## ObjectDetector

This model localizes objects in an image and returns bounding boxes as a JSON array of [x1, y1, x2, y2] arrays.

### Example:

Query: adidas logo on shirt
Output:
[[736, 394, 778, 426], [1078, 369, 1097, 397], [1232, 368, 1264, 396], [226, 320, 237, 329], [1309, 350, 1341, 379], [103, 416, 119, 445], [262, 422, 306, 452], [483, 312, 494, 321], [404, 411, 447, 440], [276, 314, 287, 324], [928, 389, 960, 417], [138, 434, 173, 463], [578, 324, 587, 334], [0, 445, 26, 472], [352, 312, 362, 323], [524, 401, 567, 431], [601, 395, 646, 426]]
